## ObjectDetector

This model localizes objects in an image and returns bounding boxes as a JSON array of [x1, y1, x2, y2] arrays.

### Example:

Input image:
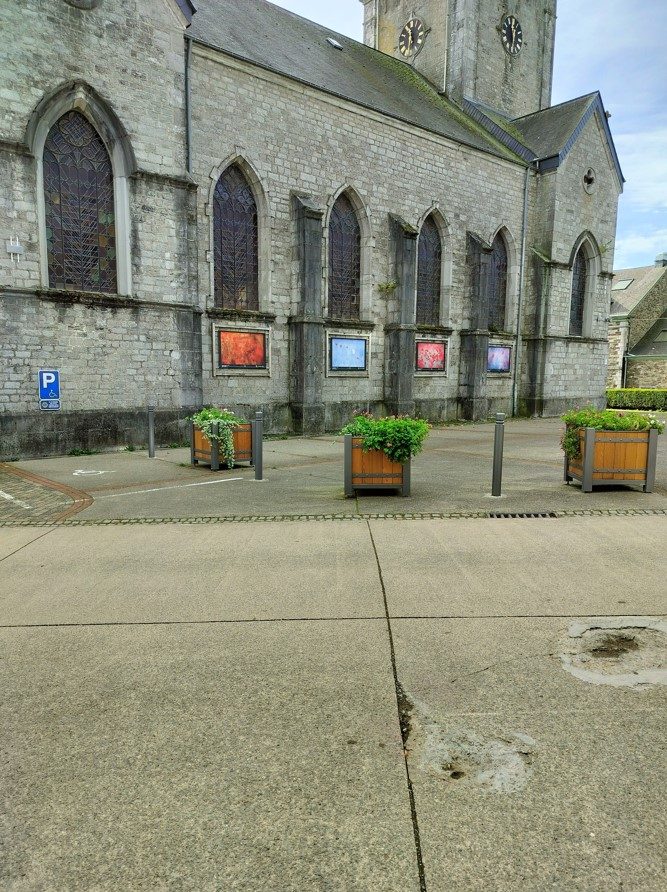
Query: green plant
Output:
[[561, 406, 664, 461], [376, 280, 399, 295], [67, 448, 99, 456], [607, 389, 667, 411], [341, 413, 430, 464], [190, 407, 246, 469]]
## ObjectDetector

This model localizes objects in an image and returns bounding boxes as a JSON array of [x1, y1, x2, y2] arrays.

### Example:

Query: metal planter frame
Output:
[[564, 427, 658, 493], [344, 435, 411, 497]]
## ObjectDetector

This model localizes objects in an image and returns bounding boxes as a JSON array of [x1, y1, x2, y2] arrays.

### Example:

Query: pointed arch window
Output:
[[213, 165, 259, 310], [328, 193, 361, 320], [417, 215, 442, 326], [570, 248, 587, 336], [489, 233, 508, 332], [43, 110, 117, 293]]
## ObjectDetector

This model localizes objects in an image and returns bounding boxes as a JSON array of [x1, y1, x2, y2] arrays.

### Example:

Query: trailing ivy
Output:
[[190, 407, 246, 469], [341, 413, 430, 464], [561, 406, 664, 461]]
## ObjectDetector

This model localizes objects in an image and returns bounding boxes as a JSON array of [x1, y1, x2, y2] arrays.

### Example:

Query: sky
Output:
[[271, 0, 667, 270]]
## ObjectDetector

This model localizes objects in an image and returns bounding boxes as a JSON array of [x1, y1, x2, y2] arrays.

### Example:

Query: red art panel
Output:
[[416, 340, 446, 371], [219, 330, 267, 369]]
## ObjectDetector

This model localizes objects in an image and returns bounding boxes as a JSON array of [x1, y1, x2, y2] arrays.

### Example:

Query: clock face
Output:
[[501, 15, 523, 55], [399, 18, 426, 58]]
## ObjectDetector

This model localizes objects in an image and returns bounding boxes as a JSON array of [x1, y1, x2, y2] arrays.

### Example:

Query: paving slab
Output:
[[370, 515, 667, 616], [0, 620, 419, 891], [8, 418, 667, 521], [0, 526, 55, 561], [391, 617, 667, 891], [0, 521, 383, 625]]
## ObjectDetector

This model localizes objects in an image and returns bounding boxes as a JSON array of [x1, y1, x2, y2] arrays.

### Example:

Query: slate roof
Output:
[[465, 93, 624, 184], [511, 94, 597, 160], [610, 265, 667, 316], [187, 0, 521, 162]]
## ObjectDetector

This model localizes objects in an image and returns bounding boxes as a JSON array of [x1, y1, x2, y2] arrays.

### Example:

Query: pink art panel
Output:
[[416, 340, 446, 371]]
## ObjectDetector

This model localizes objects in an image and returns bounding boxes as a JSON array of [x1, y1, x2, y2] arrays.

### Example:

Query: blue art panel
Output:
[[488, 345, 512, 373], [330, 336, 368, 371]]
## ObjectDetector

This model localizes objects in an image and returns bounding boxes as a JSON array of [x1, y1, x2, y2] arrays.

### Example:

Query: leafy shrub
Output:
[[606, 389, 667, 411], [190, 407, 246, 469], [561, 406, 664, 460], [341, 413, 430, 464]]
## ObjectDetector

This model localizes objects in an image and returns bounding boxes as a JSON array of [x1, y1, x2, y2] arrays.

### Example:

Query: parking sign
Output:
[[38, 369, 61, 410]]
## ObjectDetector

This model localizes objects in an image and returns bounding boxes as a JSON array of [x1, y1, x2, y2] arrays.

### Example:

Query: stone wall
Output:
[[0, 0, 200, 456], [190, 44, 527, 427], [628, 272, 667, 348], [625, 359, 667, 389]]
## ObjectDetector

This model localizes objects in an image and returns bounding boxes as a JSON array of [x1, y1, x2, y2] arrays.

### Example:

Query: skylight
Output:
[[611, 279, 633, 290], [326, 38, 343, 50]]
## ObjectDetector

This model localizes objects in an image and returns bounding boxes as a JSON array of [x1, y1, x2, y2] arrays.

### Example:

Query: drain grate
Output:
[[488, 511, 559, 519]]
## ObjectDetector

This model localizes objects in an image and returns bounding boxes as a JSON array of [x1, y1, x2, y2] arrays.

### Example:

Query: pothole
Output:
[[397, 684, 536, 794], [560, 617, 667, 689]]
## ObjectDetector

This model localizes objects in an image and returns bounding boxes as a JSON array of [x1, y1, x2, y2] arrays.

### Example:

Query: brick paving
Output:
[[0, 464, 91, 523]]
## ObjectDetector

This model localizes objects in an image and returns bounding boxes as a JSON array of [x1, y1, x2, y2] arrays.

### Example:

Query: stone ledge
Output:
[[1, 287, 201, 314]]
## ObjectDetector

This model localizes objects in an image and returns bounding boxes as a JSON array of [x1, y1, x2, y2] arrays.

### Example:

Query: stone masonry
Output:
[[0, 0, 623, 456]]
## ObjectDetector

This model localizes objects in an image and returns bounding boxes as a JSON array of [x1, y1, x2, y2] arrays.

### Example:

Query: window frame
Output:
[[30, 84, 134, 296]]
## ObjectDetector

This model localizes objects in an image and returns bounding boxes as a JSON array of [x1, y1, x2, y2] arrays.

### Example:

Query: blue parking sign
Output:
[[38, 369, 61, 410]]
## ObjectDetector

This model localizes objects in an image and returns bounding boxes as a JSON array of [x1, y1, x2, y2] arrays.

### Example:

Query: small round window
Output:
[[583, 168, 597, 194]]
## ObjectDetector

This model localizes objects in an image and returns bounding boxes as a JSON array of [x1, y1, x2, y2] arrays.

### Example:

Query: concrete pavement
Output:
[[1, 418, 665, 890]]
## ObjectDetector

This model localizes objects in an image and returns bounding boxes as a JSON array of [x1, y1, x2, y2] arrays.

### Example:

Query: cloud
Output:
[[613, 229, 667, 269], [615, 130, 667, 211]]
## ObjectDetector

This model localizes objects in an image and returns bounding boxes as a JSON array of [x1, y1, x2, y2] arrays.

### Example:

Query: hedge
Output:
[[606, 389, 667, 411]]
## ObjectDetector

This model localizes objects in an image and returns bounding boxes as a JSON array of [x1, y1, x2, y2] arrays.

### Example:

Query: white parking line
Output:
[[0, 490, 34, 510], [94, 477, 245, 498]]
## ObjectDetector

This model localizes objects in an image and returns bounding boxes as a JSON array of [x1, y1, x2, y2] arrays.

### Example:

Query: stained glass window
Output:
[[43, 111, 117, 293], [489, 233, 508, 332], [328, 193, 361, 320], [570, 248, 587, 336], [416, 215, 442, 326], [213, 165, 259, 310]]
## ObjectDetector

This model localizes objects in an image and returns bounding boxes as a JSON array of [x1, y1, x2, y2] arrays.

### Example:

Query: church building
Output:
[[0, 0, 624, 456]]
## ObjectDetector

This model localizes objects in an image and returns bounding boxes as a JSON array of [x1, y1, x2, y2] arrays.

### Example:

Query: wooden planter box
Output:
[[564, 427, 658, 493], [344, 435, 410, 497], [191, 423, 253, 471]]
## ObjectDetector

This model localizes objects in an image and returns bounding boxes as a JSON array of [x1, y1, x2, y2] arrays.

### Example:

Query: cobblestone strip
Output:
[[0, 464, 93, 523], [1, 508, 666, 528]]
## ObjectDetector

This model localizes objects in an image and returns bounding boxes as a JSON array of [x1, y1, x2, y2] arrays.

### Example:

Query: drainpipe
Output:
[[511, 161, 536, 416], [184, 34, 193, 175]]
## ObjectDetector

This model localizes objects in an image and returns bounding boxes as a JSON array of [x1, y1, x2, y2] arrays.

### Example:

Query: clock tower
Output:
[[361, 0, 557, 119]]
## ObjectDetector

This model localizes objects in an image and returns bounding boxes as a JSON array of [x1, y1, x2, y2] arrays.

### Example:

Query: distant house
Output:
[[607, 255, 667, 389]]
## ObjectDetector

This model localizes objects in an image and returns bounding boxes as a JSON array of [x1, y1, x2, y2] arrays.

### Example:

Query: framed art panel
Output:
[[487, 344, 512, 374], [328, 335, 369, 373], [213, 326, 270, 376], [415, 339, 448, 374]]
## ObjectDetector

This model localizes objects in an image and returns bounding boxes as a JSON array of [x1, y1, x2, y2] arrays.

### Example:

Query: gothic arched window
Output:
[[328, 193, 361, 320], [213, 165, 259, 310], [417, 215, 442, 326], [570, 248, 587, 336], [43, 110, 117, 293], [489, 233, 508, 332]]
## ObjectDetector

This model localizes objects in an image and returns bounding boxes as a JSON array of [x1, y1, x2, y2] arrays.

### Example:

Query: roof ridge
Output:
[[511, 91, 597, 124]]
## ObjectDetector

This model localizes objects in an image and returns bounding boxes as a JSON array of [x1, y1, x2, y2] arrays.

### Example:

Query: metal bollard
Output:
[[148, 405, 156, 458], [252, 410, 264, 481], [491, 413, 505, 497]]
